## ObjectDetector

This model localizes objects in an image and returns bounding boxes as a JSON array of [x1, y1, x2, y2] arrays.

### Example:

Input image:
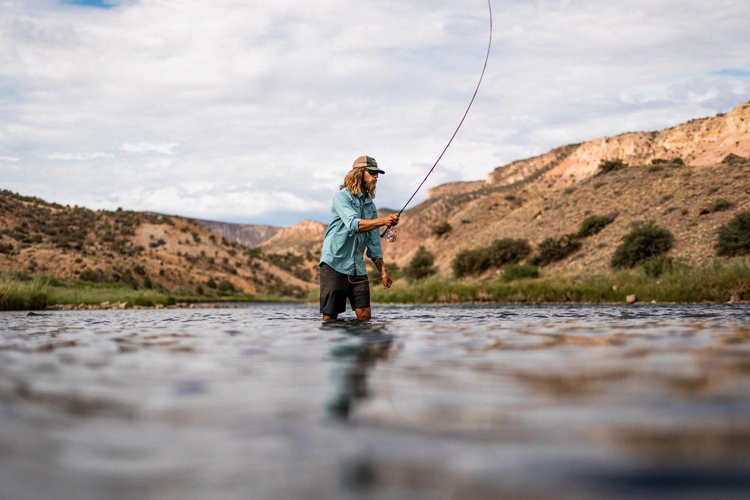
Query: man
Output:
[[319, 155, 399, 321]]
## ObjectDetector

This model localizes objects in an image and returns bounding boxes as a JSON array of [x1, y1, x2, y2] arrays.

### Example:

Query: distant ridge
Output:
[[193, 219, 281, 247]]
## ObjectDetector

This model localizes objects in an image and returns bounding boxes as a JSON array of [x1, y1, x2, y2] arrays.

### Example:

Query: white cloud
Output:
[[0, 156, 21, 162], [121, 142, 179, 155], [0, 0, 749, 225], [47, 152, 114, 161]]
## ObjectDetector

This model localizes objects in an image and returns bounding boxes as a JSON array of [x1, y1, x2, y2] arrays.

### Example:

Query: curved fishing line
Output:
[[396, 0, 493, 219]]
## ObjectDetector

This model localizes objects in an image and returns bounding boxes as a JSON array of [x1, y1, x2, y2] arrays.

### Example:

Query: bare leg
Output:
[[355, 307, 371, 321], [322, 314, 338, 321]]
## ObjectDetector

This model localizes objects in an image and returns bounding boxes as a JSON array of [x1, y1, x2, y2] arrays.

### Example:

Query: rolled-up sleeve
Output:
[[332, 191, 361, 236], [364, 203, 383, 260], [366, 231, 383, 260]]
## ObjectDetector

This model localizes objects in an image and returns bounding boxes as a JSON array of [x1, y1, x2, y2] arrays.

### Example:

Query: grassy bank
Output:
[[5, 258, 749, 311], [365, 258, 750, 305], [0, 275, 50, 311], [0, 274, 302, 311]]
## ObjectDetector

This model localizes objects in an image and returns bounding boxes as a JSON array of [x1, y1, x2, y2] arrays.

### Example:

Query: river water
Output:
[[1, 304, 749, 500]]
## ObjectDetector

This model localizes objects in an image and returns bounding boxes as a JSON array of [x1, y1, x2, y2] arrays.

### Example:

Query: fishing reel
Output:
[[381, 227, 398, 243]]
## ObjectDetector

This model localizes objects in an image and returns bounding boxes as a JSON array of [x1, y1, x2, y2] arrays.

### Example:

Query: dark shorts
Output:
[[319, 262, 371, 315]]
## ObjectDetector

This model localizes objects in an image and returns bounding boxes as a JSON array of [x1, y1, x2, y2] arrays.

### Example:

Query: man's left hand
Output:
[[381, 273, 393, 289]]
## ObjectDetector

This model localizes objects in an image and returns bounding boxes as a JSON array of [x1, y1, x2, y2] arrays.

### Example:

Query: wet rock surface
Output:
[[1, 304, 750, 499]]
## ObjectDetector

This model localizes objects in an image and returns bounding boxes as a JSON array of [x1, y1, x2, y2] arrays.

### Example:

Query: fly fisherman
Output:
[[319, 156, 399, 321]]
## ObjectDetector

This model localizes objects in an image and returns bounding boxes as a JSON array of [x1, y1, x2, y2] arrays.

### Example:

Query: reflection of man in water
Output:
[[323, 322, 393, 421], [319, 156, 399, 321]]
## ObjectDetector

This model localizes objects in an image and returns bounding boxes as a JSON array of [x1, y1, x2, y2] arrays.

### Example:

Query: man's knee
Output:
[[355, 307, 371, 321]]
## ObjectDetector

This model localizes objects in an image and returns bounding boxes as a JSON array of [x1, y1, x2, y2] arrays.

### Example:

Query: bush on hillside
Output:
[[699, 198, 734, 215], [715, 211, 750, 257], [120, 269, 138, 289], [452, 248, 490, 277], [611, 223, 674, 268], [501, 264, 539, 282], [486, 238, 532, 266], [531, 234, 582, 266], [451, 239, 531, 277], [431, 222, 453, 238], [577, 215, 611, 238], [142, 276, 153, 289], [597, 159, 627, 175], [217, 279, 236, 293], [404, 246, 437, 281], [79, 269, 105, 283]]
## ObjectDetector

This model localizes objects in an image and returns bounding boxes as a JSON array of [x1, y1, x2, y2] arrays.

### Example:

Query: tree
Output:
[[404, 246, 437, 280]]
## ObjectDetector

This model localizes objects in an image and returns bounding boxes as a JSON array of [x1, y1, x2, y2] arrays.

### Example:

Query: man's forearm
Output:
[[358, 218, 388, 233], [372, 257, 386, 275]]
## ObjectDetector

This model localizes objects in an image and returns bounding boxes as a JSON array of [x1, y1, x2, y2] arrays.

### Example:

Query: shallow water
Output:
[[1, 304, 750, 500]]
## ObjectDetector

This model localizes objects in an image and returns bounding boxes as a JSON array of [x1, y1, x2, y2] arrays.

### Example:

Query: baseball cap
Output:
[[352, 155, 385, 174]]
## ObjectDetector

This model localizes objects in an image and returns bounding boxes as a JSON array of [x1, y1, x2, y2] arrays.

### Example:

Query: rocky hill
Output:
[[0, 192, 318, 297], [193, 219, 280, 247], [3, 102, 748, 290], [379, 101, 750, 272], [258, 220, 327, 256]]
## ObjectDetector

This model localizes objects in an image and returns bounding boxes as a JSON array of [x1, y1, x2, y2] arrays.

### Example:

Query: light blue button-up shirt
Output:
[[320, 189, 383, 276]]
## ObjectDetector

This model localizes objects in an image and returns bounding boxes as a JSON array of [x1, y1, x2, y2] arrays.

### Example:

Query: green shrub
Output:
[[533, 234, 582, 266], [486, 238, 532, 266], [597, 159, 627, 175], [641, 255, 678, 278], [294, 267, 313, 282], [143, 276, 153, 289], [716, 211, 750, 257], [451, 239, 531, 277], [611, 223, 674, 268], [700, 198, 734, 215], [431, 222, 453, 238], [452, 248, 491, 277], [120, 269, 138, 289], [578, 215, 611, 238], [217, 279, 235, 293], [132, 264, 146, 275], [80, 268, 105, 282], [206, 277, 217, 289], [502, 264, 539, 282], [404, 246, 437, 280]]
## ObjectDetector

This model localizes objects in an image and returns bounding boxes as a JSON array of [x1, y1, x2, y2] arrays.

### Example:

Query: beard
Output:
[[362, 179, 377, 198]]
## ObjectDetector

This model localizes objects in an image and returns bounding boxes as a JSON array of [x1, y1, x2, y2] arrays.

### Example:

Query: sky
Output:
[[1, 0, 749, 226]]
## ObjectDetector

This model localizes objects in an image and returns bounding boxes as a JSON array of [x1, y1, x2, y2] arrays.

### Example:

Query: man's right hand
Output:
[[383, 214, 399, 228]]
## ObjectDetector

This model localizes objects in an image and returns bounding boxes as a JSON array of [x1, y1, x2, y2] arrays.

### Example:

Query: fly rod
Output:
[[382, 0, 493, 243]]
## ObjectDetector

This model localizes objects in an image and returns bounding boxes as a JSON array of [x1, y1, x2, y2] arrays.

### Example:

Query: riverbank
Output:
[[368, 258, 750, 305], [5, 258, 750, 311], [0, 273, 300, 311]]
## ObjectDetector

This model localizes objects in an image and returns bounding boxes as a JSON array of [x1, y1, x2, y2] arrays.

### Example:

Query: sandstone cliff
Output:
[[194, 219, 280, 247], [382, 101, 750, 271]]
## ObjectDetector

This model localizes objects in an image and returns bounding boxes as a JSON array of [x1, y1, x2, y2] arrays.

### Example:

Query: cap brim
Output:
[[366, 167, 385, 174]]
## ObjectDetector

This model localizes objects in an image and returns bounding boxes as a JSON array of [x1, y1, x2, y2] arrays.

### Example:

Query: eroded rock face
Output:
[[481, 101, 750, 192], [258, 219, 327, 255]]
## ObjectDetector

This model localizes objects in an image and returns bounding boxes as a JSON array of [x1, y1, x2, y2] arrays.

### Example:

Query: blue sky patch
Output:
[[62, 0, 117, 9], [716, 66, 750, 77]]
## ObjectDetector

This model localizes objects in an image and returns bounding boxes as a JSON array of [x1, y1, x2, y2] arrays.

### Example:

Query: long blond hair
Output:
[[340, 167, 375, 198]]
